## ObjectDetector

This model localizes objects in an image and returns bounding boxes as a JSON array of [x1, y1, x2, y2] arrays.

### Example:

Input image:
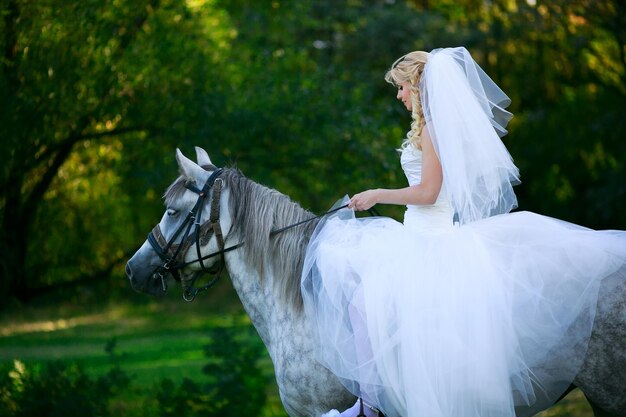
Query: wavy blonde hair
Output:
[[385, 51, 430, 149]]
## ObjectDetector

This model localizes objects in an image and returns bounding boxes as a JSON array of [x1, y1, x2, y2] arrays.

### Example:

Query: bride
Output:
[[301, 47, 626, 417]]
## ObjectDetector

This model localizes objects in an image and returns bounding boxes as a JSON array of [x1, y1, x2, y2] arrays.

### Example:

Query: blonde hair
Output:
[[384, 51, 429, 149]]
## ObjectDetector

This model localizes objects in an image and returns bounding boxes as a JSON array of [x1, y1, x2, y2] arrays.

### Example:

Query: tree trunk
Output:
[[0, 228, 29, 303], [0, 179, 29, 303], [0, 0, 158, 302]]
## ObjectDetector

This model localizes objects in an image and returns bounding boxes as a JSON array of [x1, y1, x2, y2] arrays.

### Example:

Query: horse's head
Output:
[[125, 147, 235, 300]]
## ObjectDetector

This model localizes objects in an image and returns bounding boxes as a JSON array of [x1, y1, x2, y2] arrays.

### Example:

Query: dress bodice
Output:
[[400, 145, 454, 231]]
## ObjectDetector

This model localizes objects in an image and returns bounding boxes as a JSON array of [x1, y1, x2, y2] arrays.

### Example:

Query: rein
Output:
[[148, 167, 379, 302], [270, 204, 380, 236]]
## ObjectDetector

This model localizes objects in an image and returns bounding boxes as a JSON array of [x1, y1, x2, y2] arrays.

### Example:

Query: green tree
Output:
[[2, 0, 624, 304], [0, 0, 235, 301]]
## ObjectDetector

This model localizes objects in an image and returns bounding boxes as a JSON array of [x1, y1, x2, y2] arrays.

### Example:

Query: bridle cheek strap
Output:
[[210, 178, 226, 258], [195, 177, 224, 273], [184, 178, 227, 298], [147, 169, 234, 301]]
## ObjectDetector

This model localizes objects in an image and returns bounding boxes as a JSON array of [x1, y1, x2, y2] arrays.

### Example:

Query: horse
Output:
[[125, 147, 626, 417]]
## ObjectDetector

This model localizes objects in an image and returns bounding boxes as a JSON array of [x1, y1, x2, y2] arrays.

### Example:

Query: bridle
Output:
[[147, 167, 379, 302], [147, 168, 242, 302]]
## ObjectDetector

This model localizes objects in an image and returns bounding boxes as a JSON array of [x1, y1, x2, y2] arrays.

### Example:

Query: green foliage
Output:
[[0, 360, 130, 417], [0, 298, 592, 416], [0, 303, 272, 416], [1, 0, 625, 300], [156, 325, 269, 417]]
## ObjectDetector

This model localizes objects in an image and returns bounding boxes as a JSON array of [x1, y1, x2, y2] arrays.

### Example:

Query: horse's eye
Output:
[[167, 209, 178, 217]]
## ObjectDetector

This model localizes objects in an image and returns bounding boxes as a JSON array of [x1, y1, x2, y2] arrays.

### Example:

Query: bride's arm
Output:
[[348, 126, 443, 211]]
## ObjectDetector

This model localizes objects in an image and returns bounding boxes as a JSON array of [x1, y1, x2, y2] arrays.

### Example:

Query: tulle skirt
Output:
[[301, 201, 626, 417]]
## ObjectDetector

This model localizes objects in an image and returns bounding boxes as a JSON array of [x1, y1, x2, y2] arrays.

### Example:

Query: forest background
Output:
[[1, 0, 625, 416]]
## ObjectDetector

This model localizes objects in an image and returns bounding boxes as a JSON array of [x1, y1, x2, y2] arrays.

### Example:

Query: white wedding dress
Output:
[[301, 145, 626, 417]]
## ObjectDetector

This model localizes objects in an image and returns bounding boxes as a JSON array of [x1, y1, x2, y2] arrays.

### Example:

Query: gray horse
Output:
[[125, 147, 626, 417]]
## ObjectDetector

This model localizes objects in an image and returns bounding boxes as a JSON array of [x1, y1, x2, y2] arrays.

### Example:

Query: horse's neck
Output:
[[226, 248, 306, 351], [225, 230, 354, 416]]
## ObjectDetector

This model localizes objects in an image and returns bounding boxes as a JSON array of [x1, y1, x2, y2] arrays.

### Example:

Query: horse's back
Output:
[[574, 267, 626, 415]]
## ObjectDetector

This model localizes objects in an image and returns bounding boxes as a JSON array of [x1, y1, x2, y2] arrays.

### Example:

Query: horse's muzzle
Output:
[[125, 259, 167, 297]]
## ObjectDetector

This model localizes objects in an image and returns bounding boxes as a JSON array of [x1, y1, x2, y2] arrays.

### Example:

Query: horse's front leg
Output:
[[275, 357, 354, 417]]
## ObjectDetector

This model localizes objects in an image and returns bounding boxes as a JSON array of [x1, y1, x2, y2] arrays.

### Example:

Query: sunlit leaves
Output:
[[2, 0, 625, 298]]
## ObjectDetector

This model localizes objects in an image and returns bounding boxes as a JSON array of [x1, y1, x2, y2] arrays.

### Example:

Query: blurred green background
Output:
[[1, 0, 624, 415]]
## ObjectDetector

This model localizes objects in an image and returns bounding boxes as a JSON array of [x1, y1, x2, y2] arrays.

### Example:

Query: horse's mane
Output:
[[164, 166, 318, 312], [223, 168, 318, 312]]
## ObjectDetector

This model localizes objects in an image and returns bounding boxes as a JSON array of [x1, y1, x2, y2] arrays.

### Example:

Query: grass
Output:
[[0, 279, 594, 417], [0, 280, 288, 417]]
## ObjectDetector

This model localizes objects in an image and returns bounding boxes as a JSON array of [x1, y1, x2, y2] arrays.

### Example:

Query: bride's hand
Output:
[[349, 189, 380, 211]]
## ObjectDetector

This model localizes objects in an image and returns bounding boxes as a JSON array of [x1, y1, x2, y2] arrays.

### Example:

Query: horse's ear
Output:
[[195, 146, 212, 166], [176, 149, 206, 181]]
